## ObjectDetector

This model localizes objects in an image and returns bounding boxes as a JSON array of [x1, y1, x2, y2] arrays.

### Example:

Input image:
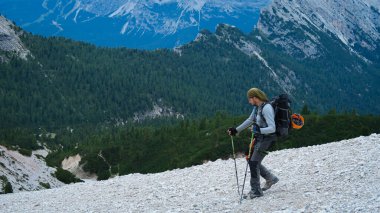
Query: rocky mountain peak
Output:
[[257, 0, 380, 62], [0, 16, 30, 62]]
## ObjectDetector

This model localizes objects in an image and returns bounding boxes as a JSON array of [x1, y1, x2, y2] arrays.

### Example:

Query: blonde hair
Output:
[[247, 88, 269, 102]]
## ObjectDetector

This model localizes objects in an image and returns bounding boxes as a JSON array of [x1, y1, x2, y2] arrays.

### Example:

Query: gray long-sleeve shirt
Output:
[[236, 103, 276, 135]]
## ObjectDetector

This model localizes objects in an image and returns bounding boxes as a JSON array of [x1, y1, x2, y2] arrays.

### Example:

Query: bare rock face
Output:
[[0, 16, 30, 62], [0, 145, 64, 193], [61, 154, 98, 180], [257, 0, 380, 61]]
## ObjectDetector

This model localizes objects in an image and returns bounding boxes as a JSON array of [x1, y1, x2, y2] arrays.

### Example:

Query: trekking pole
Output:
[[240, 131, 255, 203], [230, 136, 240, 196]]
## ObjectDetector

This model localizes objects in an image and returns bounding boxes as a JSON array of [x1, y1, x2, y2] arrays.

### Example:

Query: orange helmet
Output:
[[291, 114, 304, 129]]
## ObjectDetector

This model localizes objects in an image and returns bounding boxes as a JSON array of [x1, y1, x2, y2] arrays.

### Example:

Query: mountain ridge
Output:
[[257, 0, 380, 62]]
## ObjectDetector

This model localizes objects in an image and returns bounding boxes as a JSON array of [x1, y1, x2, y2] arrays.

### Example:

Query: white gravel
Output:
[[1, 134, 379, 212]]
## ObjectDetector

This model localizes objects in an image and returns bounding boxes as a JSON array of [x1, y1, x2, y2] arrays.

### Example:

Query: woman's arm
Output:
[[236, 107, 256, 133]]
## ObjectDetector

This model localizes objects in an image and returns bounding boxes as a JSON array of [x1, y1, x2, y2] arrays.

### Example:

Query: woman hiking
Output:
[[227, 88, 279, 199]]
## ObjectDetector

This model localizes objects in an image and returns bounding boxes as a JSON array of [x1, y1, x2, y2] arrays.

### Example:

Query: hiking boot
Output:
[[243, 190, 263, 199], [262, 176, 279, 191]]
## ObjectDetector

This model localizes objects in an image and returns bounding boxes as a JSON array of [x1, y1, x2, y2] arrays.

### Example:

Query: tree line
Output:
[[2, 111, 378, 181]]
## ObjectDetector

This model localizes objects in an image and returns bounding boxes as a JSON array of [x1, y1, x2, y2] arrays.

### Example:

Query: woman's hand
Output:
[[227, 127, 237, 136]]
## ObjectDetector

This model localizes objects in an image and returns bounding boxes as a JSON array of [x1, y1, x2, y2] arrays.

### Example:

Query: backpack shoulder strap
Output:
[[258, 102, 268, 125]]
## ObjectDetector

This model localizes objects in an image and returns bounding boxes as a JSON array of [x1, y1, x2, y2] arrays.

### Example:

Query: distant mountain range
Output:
[[0, 0, 270, 49]]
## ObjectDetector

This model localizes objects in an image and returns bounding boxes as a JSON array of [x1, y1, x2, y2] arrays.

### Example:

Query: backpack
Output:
[[260, 94, 292, 138]]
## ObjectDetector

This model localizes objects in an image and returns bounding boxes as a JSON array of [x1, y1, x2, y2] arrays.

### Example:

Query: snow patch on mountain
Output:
[[52, 20, 64, 31], [109, 2, 137, 17], [0, 134, 379, 212], [63, 0, 81, 21], [178, 0, 206, 11]]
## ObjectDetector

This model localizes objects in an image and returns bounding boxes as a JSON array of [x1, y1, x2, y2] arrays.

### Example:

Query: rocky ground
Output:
[[1, 134, 379, 212]]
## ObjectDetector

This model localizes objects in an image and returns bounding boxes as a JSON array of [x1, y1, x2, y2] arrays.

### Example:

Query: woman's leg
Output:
[[260, 164, 279, 191], [248, 135, 275, 198]]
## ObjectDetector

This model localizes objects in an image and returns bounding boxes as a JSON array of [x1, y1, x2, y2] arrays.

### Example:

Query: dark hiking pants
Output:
[[248, 134, 276, 195]]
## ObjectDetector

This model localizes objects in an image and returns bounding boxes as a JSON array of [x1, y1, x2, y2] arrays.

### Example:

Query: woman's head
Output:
[[247, 88, 269, 104]]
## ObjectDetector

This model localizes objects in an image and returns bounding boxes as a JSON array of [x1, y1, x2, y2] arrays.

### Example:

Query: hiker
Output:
[[227, 88, 279, 199]]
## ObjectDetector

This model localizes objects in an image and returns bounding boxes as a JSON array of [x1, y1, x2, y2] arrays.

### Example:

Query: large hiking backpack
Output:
[[261, 94, 292, 138]]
